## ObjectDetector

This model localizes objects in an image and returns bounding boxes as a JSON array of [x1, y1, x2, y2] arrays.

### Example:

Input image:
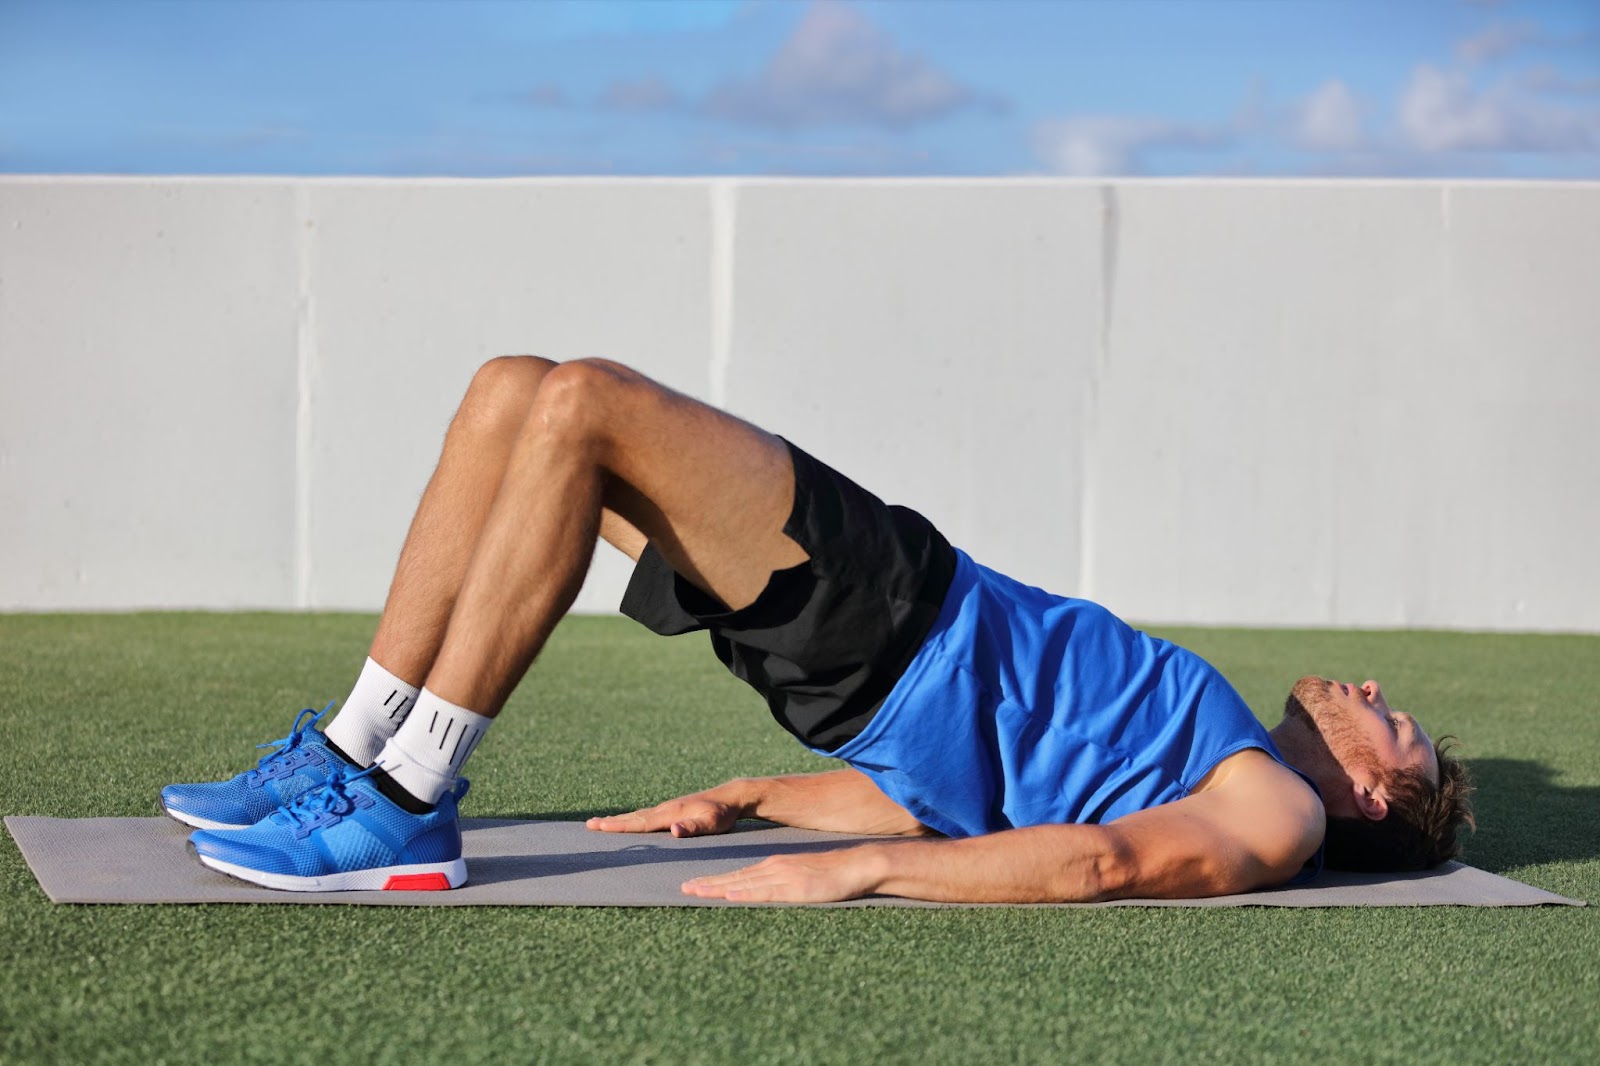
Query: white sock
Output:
[[324, 657, 421, 767], [374, 688, 493, 805]]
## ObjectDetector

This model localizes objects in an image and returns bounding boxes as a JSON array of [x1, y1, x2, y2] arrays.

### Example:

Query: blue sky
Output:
[[2, 0, 1597, 178]]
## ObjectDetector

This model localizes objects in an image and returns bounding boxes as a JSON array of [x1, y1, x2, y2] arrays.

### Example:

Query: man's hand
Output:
[[681, 845, 886, 903], [586, 770, 930, 837], [586, 789, 746, 838]]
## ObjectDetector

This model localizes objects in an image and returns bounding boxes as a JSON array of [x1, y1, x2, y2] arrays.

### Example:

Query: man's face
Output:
[[1287, 676, 1440, 787]]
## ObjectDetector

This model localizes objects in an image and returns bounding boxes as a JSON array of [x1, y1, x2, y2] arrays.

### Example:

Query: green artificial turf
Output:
[[1, 613, 1596, 1064]]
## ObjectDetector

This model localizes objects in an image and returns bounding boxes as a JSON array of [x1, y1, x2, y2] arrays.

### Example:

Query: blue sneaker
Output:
[[188, 764, 469, 892], [161, 704, 343, 830]]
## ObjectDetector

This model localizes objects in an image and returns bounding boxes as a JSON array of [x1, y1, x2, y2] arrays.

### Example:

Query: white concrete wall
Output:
[[2, 177, 1596, 631]]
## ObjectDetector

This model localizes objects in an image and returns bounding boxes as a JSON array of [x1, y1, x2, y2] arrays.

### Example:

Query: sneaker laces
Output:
[[243, 702, 335, 785], [272, 760, 380, 833]]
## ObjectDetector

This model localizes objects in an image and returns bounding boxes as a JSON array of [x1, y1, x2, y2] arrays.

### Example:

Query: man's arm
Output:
[[682, 758, 1324, 903], [587, 768, 934, 837]]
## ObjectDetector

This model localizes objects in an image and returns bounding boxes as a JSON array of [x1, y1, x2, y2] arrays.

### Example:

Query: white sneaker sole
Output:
[[164, 806, 249, 831], [196, 853, 468, 892]]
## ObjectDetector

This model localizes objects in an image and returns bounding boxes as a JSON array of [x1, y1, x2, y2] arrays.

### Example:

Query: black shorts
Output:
[[619, 439, 957, 751]]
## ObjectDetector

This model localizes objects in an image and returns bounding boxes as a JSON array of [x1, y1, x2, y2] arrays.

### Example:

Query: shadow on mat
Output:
[[460, 833, 859, 889], [1458, 758, 1600, 873], [493, 810, 788, 829]]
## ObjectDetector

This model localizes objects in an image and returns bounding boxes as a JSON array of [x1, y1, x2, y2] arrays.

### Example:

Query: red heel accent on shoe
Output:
[[383, 873, 453, 891]]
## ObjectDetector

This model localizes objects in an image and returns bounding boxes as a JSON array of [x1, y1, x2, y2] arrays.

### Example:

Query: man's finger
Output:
[[682, 866, 755, 890], [668, 813, 724, 837], [682, 858, 779, 893], [682, 873, 756, 898], [683, 865, 803, 902], [586, 809, 665, 833]]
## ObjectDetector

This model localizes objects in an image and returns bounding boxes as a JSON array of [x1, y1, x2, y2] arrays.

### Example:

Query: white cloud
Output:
[[1032, 115, 1230, 177], [1031, 60, 1599, 180], [1399, 63, 1600, 152], [1456, 21, 1540, 65], [1296, 80, 1365, 151], [1399, 66, 1510, 150], [1032, 80, 1264, 176], [703, 1, 989, 130]]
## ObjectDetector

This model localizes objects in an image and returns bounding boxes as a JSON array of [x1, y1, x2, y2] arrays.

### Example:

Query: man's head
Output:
[[1274, 676, 1474, 871]]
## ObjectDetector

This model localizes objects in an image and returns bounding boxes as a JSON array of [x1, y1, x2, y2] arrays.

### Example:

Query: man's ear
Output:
[[1351, 782, 1389, 822]]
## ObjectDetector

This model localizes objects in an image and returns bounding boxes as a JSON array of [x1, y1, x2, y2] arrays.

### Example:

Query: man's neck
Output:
[[1268, 719, 1349, 815]]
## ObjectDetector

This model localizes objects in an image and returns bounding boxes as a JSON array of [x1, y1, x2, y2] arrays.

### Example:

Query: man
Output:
[[162, 357, 1473, 900]]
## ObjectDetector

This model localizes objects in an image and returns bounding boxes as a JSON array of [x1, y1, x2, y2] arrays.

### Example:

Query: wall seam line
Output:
[[292, 183, 315, 610], [1079, 183, 1119, 599]]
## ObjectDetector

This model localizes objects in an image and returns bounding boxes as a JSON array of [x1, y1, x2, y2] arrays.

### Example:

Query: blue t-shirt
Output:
[[822, 549, 1318, 856]]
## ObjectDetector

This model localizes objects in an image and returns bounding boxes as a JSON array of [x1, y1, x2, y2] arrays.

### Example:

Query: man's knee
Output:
[[525, 358, 647, 450], [454, 355, 557, 436]]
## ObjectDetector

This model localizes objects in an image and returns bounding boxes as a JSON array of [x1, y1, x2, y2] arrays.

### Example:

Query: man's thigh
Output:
[[562, 360, 808, 612]]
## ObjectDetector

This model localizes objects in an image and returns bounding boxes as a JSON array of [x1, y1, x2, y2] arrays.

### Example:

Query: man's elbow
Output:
[[1057, 827, 1138, 902], [1068, 827, 1262, 901]]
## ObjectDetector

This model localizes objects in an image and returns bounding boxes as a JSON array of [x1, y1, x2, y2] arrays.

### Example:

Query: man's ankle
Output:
[[365, 763, 434, 814], [324, 738, 362, 768], [372, 689, 493, 805]]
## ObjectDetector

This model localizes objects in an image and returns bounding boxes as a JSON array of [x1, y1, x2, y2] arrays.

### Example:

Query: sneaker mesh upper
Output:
[[162, 709, 343, 828], [189, 772, 463, 880]]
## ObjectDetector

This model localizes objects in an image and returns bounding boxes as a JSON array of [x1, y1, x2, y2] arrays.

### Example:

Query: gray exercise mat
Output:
[[5, 816, 1584, 908]]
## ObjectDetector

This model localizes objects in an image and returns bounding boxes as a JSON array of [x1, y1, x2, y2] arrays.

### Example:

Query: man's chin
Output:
[[1283, 676, 1328, 727]]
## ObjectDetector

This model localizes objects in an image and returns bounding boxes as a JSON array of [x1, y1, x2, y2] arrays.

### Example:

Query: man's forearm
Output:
[[680, 821, 1127, 904], [712, 770, 932, 836], [864, 824, 1127, 903]]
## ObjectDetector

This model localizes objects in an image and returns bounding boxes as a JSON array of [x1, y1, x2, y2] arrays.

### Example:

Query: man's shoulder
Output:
[[1189, 748, 1325, 866], [1197, 747, 1321, 806], [1209, 742, 1324, 870], [1099, 749, 1327, 894]]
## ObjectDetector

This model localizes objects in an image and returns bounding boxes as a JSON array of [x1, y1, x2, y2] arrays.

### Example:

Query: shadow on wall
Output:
[[1462, 758, 1600, 873]]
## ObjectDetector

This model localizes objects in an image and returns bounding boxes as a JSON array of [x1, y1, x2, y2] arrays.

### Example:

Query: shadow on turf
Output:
[[1457, 759, 1600, 873]]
